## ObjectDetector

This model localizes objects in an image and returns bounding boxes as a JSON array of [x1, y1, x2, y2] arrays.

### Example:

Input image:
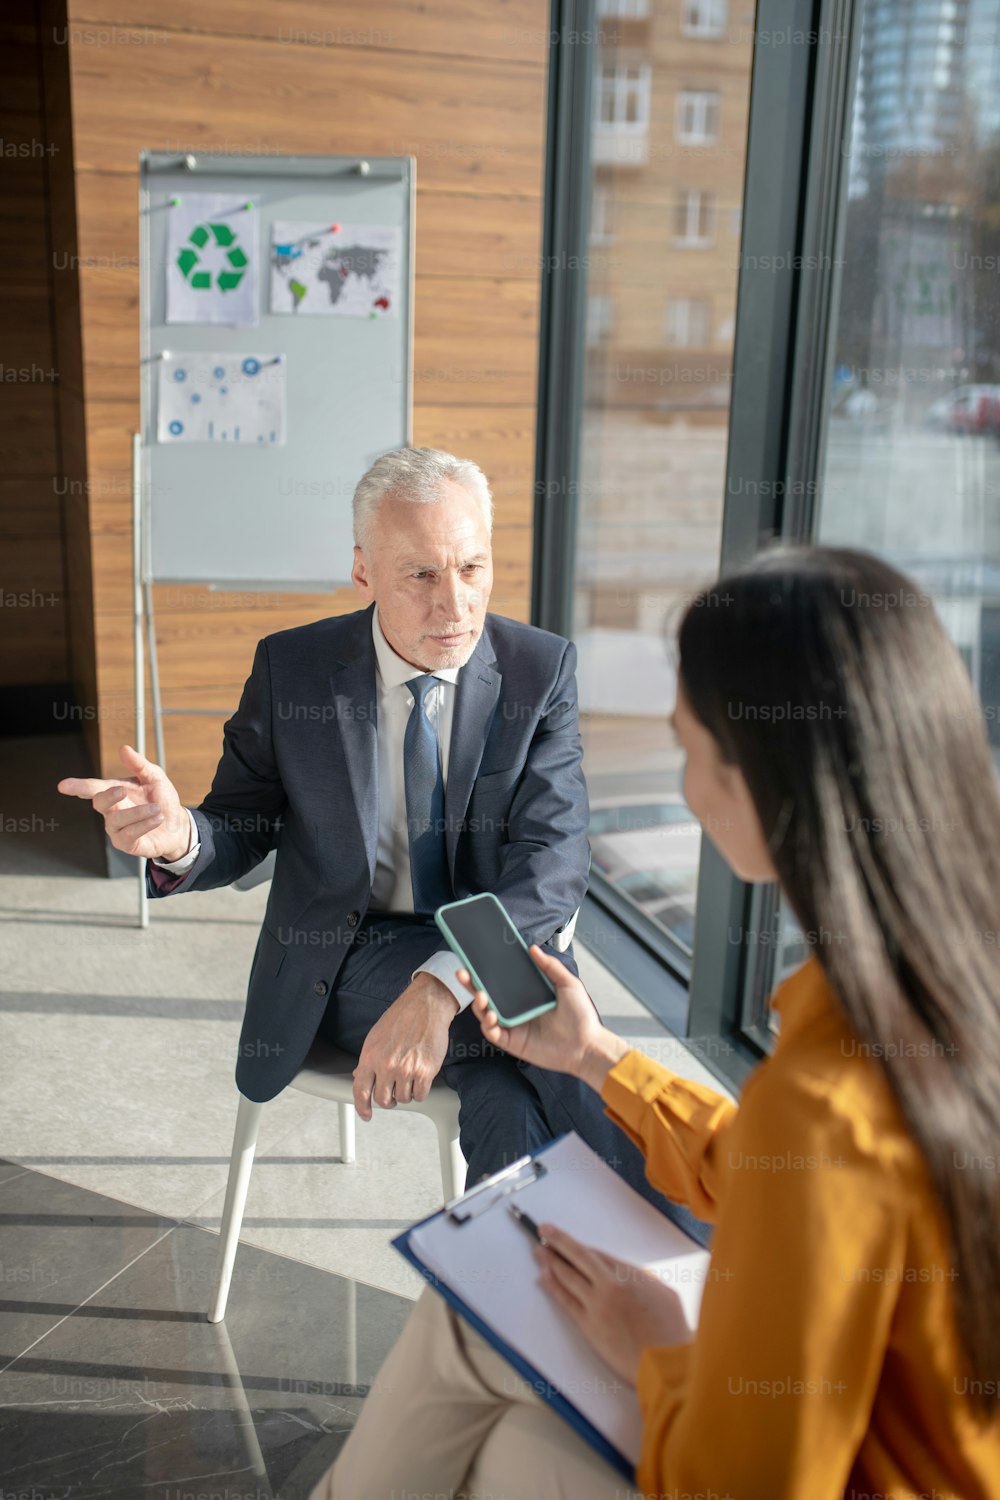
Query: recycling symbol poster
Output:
[[166, 192, 258, 326]]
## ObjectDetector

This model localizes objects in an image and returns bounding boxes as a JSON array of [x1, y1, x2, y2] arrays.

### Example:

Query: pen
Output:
[[508, 1203, 574, 1265]]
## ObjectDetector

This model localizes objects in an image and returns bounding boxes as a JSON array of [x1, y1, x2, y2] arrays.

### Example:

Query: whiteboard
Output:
[[139, 151, 414, 587]]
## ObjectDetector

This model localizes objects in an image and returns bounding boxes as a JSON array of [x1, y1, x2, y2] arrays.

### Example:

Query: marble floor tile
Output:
[[0, 1166, 412, 1500], [0, 1168, 175, 1375]]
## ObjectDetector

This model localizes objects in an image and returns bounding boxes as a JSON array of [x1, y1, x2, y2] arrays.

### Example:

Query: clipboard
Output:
[[392, 1131, 711, 1480]]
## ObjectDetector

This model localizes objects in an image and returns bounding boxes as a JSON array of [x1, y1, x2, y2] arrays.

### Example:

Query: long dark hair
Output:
[[678, 544, 1000, 1418]]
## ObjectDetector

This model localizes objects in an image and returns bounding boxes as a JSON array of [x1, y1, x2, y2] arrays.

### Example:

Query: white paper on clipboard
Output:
[[406, 1132, 710, 1468]]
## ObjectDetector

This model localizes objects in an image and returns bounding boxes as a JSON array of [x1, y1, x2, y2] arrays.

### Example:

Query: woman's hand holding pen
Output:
[[528, 1223, 694, 1385], [460, 949, 693, 1382], [456, 945, 631, 1091]]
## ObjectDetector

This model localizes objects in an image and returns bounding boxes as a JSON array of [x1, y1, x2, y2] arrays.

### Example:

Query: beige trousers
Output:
[[307, 1286, 642, 1500]]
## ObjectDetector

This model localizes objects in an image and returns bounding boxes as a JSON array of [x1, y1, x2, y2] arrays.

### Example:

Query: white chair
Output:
[[208, 1037, 465, 1323]]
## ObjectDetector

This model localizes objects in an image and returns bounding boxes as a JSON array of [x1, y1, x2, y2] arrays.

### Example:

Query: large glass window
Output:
[[538, 0, 1000, 1075], [572, 6, 753, 977], [749, 0, 1000, 1036]]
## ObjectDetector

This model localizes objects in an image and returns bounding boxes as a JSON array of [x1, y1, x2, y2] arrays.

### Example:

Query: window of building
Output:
[[665, 298, 711, 347], [681, 0, 728, 38], [596, 62, 652, 128], [590, 184, 615, 245], [598, 0, 652, 16], [586, 294, 614, 344], [674, 190, 716, 245], [677, 89, 720, 144]]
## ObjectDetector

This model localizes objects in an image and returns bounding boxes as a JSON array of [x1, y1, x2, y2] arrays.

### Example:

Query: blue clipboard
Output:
[[392, 1133, 635, 1483]]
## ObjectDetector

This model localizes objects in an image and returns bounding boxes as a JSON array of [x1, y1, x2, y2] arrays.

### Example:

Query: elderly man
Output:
[[59, 447, 667, 1204]]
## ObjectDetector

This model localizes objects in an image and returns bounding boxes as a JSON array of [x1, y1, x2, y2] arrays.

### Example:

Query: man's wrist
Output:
[[579, 1030, 631, 1093], [155, 808, 197, 865], [160, 836, 192, 863], [419, 972, 461, 1016], [411, 952, 468, 1013]]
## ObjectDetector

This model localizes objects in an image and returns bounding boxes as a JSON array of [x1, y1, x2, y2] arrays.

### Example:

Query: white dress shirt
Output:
[[155, 603, 473, 1011]]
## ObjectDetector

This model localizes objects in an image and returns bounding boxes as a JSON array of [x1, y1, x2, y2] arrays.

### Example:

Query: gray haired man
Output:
[[60, 446, 677, 1211]]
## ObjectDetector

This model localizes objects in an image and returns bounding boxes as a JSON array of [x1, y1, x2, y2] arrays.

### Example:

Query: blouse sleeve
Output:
[[601, 1049, 739, 1222]]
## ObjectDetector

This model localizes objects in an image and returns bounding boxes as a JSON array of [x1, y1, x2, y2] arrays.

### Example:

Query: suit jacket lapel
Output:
[[445, 622, 502, 878], [329, 604, 379, 887]]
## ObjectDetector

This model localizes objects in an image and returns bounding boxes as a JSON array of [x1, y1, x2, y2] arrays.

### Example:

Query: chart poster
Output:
[[270, 220, 401, 317], [157, 352, 286, 444], [166, 193, 258, 326]]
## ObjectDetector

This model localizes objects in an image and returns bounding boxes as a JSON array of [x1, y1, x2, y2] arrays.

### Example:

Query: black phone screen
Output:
[[437, 895, 556, 1024]]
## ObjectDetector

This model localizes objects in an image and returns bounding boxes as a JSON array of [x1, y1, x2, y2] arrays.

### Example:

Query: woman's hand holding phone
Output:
[[457, 945, 631, 1091]]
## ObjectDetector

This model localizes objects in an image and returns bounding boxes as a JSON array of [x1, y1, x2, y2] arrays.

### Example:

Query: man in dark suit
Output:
[[58, 447, 667, 1206]]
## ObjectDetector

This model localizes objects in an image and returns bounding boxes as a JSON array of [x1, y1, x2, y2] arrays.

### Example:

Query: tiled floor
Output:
[[0, 732, 731, 1498], [0, 1159, 409, 1499]]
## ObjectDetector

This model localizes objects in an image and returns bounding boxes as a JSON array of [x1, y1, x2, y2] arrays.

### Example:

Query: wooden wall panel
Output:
[[65, 33, 545, 196], [60, 1, 547, 67], [50, 1, 547, 802], [37, 0, 103, 767], [0, 2, 72, 700]]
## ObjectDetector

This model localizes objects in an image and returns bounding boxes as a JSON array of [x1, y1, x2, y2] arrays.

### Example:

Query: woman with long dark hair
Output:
[[310, 545, 1000, 1499]]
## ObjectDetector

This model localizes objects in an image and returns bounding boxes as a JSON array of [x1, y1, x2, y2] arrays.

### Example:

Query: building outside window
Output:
[[753, 0, 1000, 1033]]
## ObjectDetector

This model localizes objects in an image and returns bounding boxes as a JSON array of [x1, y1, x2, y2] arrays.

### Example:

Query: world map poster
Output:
[[269, 221, 402, 317]]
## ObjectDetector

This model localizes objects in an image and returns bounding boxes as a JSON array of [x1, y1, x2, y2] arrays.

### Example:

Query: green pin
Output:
[[169, 196, 181, 206]]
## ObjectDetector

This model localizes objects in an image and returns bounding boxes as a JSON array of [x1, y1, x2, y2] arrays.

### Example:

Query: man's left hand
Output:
[[352, 973, 459, 1121]]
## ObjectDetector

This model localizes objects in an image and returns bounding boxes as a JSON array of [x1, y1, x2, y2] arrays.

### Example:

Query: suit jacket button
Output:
[[313, 980, 328, 997], [347, 911, 360, 928]]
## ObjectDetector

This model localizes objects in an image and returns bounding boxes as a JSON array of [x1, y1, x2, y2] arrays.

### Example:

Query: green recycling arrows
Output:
[[176, 222, 249, 292]]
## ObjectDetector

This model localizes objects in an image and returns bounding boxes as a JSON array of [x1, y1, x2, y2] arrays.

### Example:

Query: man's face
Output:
[[351, 479, 494, 672]]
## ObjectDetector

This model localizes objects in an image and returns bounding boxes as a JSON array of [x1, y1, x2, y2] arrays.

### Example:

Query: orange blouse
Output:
[[600, 956, 1000, 1499]]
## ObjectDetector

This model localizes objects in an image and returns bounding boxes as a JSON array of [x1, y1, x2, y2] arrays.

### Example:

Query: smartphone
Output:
[[435, 892, 557, 1026]]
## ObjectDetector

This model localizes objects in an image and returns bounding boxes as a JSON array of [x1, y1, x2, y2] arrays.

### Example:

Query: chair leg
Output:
[[438, 1123, 467, 1201], [338, 1101, 356, 1165], [208, 1093, 264, 1324]]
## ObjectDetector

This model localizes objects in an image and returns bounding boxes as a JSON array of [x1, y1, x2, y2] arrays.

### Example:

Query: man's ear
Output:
[[351, 545, 372, 597]]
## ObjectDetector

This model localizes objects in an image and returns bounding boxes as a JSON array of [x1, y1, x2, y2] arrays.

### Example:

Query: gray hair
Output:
[[352, 446, 494, 553]]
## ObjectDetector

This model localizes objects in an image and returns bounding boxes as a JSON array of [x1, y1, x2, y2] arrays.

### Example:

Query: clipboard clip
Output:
[[445, 1153, 548, 1224]]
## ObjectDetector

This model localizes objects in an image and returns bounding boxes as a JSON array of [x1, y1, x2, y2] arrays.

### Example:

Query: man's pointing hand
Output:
[[58, 743, 191, 862]]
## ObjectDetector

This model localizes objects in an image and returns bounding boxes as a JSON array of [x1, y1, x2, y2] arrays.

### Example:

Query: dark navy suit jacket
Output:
[[149, 604, 591, 1101]]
